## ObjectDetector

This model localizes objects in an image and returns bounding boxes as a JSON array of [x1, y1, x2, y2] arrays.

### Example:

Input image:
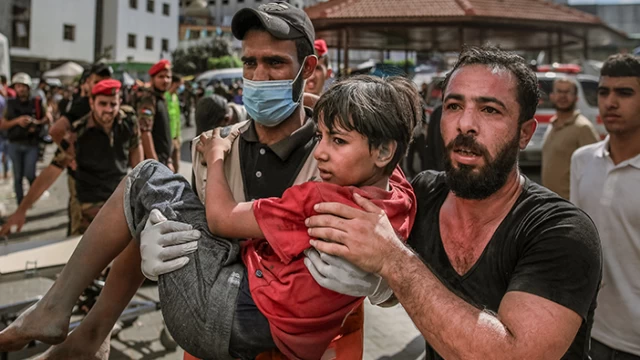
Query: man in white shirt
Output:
[[571, 53, 640, 359]]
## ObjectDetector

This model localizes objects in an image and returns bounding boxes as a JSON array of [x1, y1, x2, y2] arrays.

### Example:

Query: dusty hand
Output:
[[304, 248, 393, 304], [0, 211, 27, 236], [306, 193, 407, 275], [140, 209, 201, 281], [195, 128, 239, 164]]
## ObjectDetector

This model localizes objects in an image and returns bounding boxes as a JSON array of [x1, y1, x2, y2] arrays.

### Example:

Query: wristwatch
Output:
[[60, 139, 70, 151]]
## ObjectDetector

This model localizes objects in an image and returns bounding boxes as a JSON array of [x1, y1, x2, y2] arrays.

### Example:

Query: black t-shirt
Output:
[[4, 97, 43, 145], [74, 113, 139, 203], [65, 96, 91, 122], [408, 171, 602, 360], [152, 93, 173, 166]]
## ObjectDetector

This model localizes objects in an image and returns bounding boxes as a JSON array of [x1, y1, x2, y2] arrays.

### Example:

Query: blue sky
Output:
[[569, 0, 640, 4]]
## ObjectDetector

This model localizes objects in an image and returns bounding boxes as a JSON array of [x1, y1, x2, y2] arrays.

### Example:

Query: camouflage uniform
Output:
[[72, 105, 140, 235]]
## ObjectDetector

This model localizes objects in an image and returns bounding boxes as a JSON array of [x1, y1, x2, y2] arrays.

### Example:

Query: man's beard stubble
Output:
[[443, 131, 520, 200]]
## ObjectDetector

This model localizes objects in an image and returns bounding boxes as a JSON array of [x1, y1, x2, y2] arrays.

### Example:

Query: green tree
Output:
[[172, 36, 233, 75], [207, 55, 242, 70]]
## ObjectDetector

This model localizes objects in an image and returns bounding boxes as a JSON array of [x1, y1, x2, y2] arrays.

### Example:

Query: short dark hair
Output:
[[313, 75, 421, 175], [0, 75, 7, 84], [171, 74, 182, 83], [442, 45, 540, 124], [247, 25, 314, 66], [195, 94, 228, 136], [601, 54, 640, 78]]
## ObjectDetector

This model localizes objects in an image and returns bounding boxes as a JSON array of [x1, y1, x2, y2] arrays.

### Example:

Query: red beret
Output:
[[92, 79, 121, 96], [314, 39, 328, 57], [149, 59, 171, 76]]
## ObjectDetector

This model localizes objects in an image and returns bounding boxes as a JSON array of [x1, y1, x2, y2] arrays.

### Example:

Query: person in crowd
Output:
[[137, 59, 174, 170], [571, 53, 640, 360], [303, 39, 332, 108], [541, 77, 599, 200], [165, 74, 183, 173], [0, 73, 51, 205]]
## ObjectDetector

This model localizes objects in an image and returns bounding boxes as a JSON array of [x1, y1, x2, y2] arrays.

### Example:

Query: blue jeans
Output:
[[7, 142, 39, 205], [123, 160, 274, 360], [591, 338, 640, 360]]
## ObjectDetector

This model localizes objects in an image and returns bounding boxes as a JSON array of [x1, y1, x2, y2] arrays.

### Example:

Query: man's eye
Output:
[[333, 138, 346, 145], [446, 103, 461, 110], [483, 107, 500, 114]]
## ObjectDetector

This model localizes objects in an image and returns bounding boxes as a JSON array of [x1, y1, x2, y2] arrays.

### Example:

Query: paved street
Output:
[[0, 125, 541, 360]]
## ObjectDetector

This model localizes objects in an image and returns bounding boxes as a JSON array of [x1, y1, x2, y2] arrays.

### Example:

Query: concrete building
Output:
[[100, 0, 180, 75], [9, 0, 97, 75]]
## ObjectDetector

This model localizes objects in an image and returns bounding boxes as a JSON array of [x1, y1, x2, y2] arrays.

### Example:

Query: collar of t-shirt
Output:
[[241, 107, 316, 161], [550, 110, 581, 129], [596, 136, 640, 169]]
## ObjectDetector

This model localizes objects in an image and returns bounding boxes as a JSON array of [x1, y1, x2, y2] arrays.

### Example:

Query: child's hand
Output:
[[196, 128, 239, 164]]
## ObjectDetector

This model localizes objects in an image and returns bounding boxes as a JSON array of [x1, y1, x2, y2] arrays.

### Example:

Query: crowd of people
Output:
[[0, 1, 639, 360]]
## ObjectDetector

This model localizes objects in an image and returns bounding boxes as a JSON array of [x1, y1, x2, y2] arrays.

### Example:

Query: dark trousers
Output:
[[591, 339, 640, 360]]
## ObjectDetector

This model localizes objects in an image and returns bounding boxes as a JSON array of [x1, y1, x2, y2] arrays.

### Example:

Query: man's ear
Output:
[[302, 56, 318, 80], [519, 118, 537, 150], [374, 141, 397, 169], [327, 68, 333, 78]]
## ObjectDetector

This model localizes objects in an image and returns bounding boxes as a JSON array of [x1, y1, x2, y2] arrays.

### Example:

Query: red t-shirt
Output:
[[242, 167, 416, 360]]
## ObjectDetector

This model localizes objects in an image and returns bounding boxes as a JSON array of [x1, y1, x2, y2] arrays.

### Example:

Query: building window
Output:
[[238, 0, 244, 2], [222, 0, 228, 4], [130, 0, 138, 9], [63, 24, 75, 41], [147, 0, 155, 13], [208, 0, 215, 4], [128, 33, 137, 48], [163, 3, 170, 15], [162, 38, 169, 52], [11, 3, 31, 49], [145, 36, 154, 50]]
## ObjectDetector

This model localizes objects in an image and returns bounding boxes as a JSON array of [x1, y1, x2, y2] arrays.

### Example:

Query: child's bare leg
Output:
[[36, 242, 145, 359], [0, 177, 134, 351]]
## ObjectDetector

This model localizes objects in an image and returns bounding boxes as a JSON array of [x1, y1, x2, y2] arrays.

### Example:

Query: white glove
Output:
[[303, 248, 393, 305], [140, 209, 201, 281]]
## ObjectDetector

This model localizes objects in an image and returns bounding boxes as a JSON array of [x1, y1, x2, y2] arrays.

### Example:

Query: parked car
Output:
[[195, 68, 243, 88]]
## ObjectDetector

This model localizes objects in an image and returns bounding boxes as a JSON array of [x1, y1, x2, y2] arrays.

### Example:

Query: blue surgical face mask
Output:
[[242, 59, 306, 127]]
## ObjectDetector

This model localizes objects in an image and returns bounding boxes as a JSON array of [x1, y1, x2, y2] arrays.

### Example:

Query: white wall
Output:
[[10, 0, 96, 63], [105, 0, 179, 63]]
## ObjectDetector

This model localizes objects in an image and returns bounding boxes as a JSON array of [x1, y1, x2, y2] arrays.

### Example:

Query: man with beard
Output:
[[71, 79, 143, 233], [303, 46, 602, 359], [571, 54, 640, 359], [541, 77, 598, 199], [137, 59, 174, 171]]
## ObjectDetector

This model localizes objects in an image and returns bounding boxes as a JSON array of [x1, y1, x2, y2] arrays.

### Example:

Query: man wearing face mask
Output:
[[138, 2, 368, 360]]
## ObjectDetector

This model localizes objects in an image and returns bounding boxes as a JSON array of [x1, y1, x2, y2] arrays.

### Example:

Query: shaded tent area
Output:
[[305, 0, 629, 73], [42, 61, 84, 84]]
